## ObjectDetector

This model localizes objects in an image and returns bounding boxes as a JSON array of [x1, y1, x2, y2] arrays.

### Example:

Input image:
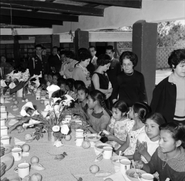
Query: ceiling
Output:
[[0, 0, 142, 28]]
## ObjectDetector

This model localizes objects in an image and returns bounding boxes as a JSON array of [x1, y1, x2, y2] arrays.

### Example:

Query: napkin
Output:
[[53, 140, 63, 147], [61, 125, 70, 135], [0, 80, 7, 87], [104, 171, 130, 181], [8, 119, 18, 126], [14, 137, 26, 146], [8, 112, 16, 119]]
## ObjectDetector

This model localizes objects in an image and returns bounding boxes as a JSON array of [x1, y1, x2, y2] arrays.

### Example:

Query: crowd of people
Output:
[[1, 45, 185, 180]]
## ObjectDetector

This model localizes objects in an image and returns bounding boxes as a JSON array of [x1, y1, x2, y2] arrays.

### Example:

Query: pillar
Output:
[[132, 20, 157, 104], [13, 35, 20, 66], [74, 29, 89, 56]]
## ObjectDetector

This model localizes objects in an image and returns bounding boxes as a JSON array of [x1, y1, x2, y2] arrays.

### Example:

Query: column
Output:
[[132, 20, 158, 104]]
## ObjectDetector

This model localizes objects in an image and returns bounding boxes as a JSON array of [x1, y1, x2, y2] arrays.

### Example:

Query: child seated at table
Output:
[[136, 122, 185, 181], [86, 90, 111, 133], [134, 113, 166, 163], [58, 78, 67, 94], [106, 100, 134, 150], [116, 102, 151, 157], [77, 86, 89, 113], [74, 80, 86, 93], [47, 73, 53, 86]]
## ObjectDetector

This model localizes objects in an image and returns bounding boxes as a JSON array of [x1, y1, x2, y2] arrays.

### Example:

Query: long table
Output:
[[2, 95, 117, 181]]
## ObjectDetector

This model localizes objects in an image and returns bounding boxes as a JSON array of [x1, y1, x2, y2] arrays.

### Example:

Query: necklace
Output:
[[125, 71, 134, 76]]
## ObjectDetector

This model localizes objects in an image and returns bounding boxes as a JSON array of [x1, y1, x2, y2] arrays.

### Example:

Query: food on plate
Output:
[[89, 165, 100, 174], [30, 173, 42, 181], [65, 134, 72, 141], [30, 156, 39, 164], [22, 144, 30, 152], [126, 169, 146, 181]]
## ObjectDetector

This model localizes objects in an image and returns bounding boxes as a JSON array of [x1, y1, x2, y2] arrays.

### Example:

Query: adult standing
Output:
[[0, 55, 13, 78], [106, 46, 121, 104], [28, 44, 49, 77], [48, 46, 61, 74], [114, 51, 147, 107], [87, 46, 98, 76], [91, 54, 113, 108], [72, 48, 91, 88], [151, 49, 185, 123]]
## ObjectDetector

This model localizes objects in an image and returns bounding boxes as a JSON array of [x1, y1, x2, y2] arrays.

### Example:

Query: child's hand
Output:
[[137, 141, 148, 156]]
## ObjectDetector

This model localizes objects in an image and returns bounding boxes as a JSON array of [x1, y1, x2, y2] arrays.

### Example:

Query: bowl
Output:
[[94, 142, 111, 153], [111, 155, 129, 167], [126, 168, 146, 181], [86, 133, 100, 142]]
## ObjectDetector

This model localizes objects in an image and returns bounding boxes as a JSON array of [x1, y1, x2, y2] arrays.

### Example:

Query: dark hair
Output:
[[74, 80, 85, 90], [77, 86, 89, 94], [51, 89, 66, 98], [168, 49, 185, 69], [113, 100, 129, 114], [97, 54, 111, 66], [106, 45, 114, 52], [89, 90, 111, 116], [58, 78, 66, 86], [78, 48, 91, 62], [52, 46, 59, 50], [160, 122, 185, 148], [133, 102, 152, 123], [89, 46, 96, 51], [66, 78, 75, 90], [61, 50, 76, 59], [119, 51, 138, 67], [147, 113, 166, 126], [35, 44, 42, 49]]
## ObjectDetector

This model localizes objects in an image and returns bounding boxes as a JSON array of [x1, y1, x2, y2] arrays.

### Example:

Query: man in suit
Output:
[[48, 46, 61, 74], [106, 45, 121, 105], [28, 44, 49, 78]]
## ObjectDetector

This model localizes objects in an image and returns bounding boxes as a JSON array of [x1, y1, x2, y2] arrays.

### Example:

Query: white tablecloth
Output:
[[2, 94, 129, 181]]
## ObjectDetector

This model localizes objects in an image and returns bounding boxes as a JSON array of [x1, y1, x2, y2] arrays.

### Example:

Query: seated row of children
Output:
[[49, 75, 185, 181]]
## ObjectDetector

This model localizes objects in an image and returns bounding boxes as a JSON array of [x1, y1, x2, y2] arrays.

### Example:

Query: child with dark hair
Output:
[[77, 86, 89, 113], [136, 122, 185, 181], [86, 90, 111, 133], [134, 113, 166, 163], [73, 80, 85, 93], [116, 102, 151, 157], [106, 100, 133, 150]]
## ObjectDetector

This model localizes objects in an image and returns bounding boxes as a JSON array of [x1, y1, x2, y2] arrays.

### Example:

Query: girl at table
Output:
[[134, 113, 166, 163], [86, 90, 111, 133], [116, 102, 151, 157], [137, 122, 185, 181], [106, 100, 134, 150], [77, 86, 89, 113]]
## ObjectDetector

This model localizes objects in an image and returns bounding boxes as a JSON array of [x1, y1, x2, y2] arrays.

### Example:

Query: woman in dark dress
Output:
[[114, 51, 147, 107], [91, 54, 113, 109]]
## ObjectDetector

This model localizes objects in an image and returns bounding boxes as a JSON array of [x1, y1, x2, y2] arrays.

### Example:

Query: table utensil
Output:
[[132, 160, 142, 181], [70, 172, 83, 181]]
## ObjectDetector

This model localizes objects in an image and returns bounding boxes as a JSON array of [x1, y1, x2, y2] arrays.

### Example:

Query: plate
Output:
[[1, 155, 14, 176], [126, 168, 146, 181]]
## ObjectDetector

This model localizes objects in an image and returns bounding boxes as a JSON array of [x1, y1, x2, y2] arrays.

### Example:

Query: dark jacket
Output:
[[150, 77, 176, 123], [115, 70, 147, 107], [107, 58, 121, 100], [48, 54, 61, 73], [28, 55, 49, 76]]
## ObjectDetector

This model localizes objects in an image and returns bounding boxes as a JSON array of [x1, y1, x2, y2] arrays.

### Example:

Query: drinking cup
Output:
[[0, 126, 8, 136], [103, 146, 113, 159], [17, 162, 30, 178], [120, 158, 131, 174], [12, 147, 22, 161], [1, 135, 10, 145], [0, 119, 6, 127], [76, 129, 84, 137], [76, 137, 84, 146], [141, 173, 154, 181]]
